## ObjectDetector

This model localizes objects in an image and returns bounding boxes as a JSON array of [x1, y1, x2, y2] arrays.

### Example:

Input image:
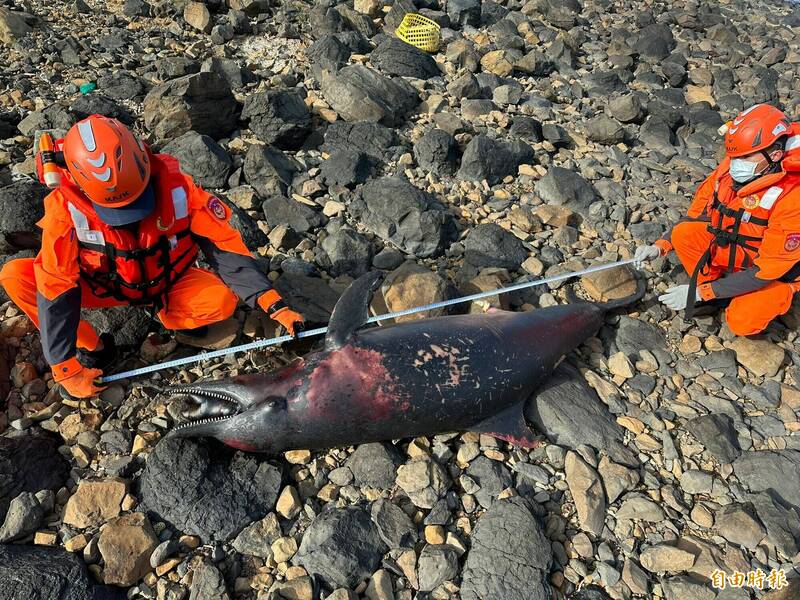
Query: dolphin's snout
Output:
[[170, 386, 242, 425]]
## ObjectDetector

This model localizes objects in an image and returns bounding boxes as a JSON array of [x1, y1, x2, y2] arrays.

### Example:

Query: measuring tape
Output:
[[101, 259, 636, 383]]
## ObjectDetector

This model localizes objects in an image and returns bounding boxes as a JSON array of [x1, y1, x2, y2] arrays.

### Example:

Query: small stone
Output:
[[565, 452, 605, 536], [64, 533, 90, 553], [33, 531, 58, 546], [616, 496, 665, 522], [277, 486, 302, 519], [639, 544, 696, 573], [715, 504, 766, 549], [184, 1, 212, 32], [232, 513, 281, 558], [690, 504, 714, 528], [729, 337, 785, 377], [0, 492, 43, 542], [272, 536, 299, 563], [608, 352, 635, 379], [284, 450, 311, 464], [622, 559, 649, 596], [98, 512, 159, 586], [424, 525, 446, 545], [155, 557, 182, 576], [396, 457, 452, 509], [63, 478, 127, 529], [365, 569, 394, 600]]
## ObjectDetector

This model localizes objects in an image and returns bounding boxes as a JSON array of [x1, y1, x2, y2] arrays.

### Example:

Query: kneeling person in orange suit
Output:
[[634, 103, 800, 336], [0, 115, 304, 400]]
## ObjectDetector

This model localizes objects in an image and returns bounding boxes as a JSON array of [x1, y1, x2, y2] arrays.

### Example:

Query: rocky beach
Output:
[[0, 0, 800, 598]]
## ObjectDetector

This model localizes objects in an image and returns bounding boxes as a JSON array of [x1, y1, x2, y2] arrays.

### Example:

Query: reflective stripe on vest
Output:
[[758, 186, 783, 210], [66, 189, 190, 234]]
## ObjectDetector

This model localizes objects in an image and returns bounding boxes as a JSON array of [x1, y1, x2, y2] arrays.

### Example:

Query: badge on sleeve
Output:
[[742, 195, 759, 210], [785, 233, 800, 252], [208, 197, 227, 220]]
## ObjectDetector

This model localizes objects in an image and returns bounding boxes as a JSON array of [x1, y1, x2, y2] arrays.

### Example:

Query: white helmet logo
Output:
[[772, 123, 788, 136]]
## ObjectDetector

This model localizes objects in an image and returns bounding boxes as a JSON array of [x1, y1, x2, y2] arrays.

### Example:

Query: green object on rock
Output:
[[79, 82, 96, 95]]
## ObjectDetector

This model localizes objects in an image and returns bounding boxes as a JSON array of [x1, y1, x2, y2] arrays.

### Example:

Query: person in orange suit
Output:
[[634, 103, 800, 336], [0, 115, 304, 400]]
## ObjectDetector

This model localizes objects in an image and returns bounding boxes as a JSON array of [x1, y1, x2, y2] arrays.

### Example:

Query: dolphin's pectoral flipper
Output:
[[325, 271, 384, 351], [469, 401, 541, 448]]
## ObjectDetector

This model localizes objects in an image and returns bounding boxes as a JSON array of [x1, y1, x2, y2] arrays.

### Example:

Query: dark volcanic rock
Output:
[[161, 131, 232, 189], [586, 115, 625, 144], [748, 491, 800, 558], [633, 23, 676, 60], [155, 57, 201, 81], [70, 94, 134, 124], [243, 145, 299, 197], [241, 90, 312, 150], [0, 181, 47, 253], [143, 72, 240, 140], [733, 450, 800, 510], [293, 506, 388, 588], [685, 413, 741, 464], [320, 150, 376, 187], [461, 497, 552, 600], [320, 225, 373, 277], [371, 37, 440, 80], [464, 223, 527, 270], [82, 306, 152, 350], [456, 135, 534, 185], [307, 35, 352, 79], [525, 363, 640, 467], [0, 432, 69, 524], [350, 177, 457, 258], [273, 273, 341, 324], [261, 195, 326, 233], [322, 121, 401, 162], [447, 0, 481, 27], [466, 456, 512, 508], [418, 544, 460, 592], [0, 544, 124, 600], [535, 167, 597, 217], [613, 316, 667, 356], [97, 71, 146, 100], [370, 498, 417, 549], [226, 202, 268, 249], [320, 65, 418, 126], [139, 437, 282, 543], [414, 129, 459, 176], [346, 443, 401, 490], [201, 57, 257, 90]]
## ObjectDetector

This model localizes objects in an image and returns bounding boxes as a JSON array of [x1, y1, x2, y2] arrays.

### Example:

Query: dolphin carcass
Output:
[[169, 271, 642, 453]]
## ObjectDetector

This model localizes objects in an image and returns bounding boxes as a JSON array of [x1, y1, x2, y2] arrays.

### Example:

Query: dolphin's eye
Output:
[[264, 397, 286, 411]]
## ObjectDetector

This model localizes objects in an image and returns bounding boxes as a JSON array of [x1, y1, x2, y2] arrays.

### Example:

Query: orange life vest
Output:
[[683, 130, 800, 318], [51, 153, 199, 306]]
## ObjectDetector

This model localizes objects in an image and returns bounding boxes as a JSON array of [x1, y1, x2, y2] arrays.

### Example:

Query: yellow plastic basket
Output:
[[396, 13, 441, 53]]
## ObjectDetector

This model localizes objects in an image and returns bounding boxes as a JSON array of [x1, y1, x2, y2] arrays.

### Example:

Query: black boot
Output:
[[177, 325, 209, 339], [689, 298, 732, 318], [76, 333, 118, 371]]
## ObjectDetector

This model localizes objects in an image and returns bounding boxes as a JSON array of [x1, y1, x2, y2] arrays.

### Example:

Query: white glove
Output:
[[633, 245, 662, 269], [658, 285, 701, 311]]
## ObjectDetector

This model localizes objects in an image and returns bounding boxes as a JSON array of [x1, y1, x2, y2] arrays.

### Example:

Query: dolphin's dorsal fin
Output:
[[325, 271, 384, 351]]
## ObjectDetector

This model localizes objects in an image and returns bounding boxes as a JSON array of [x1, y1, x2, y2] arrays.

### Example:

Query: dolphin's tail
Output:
[[565, 273, 646, 312]]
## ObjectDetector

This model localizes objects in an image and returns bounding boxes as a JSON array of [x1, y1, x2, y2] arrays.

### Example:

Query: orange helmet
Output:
[[63, 115, 150, 208], [724, 104, 790, 158]]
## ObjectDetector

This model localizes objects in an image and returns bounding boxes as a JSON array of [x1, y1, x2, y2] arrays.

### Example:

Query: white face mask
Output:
[[729, 158, 763, 183]]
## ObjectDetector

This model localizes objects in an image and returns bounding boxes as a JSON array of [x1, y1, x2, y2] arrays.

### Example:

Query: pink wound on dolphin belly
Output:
[[223, 439, 260, 452], [304, 346, 406, 419]]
